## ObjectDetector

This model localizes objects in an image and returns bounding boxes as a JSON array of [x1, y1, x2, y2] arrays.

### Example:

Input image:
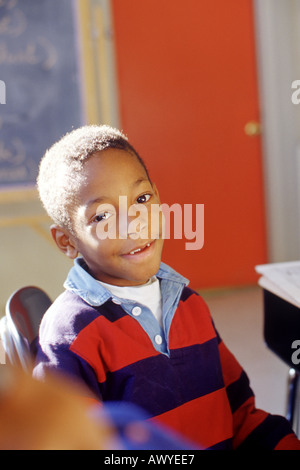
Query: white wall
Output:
[[0, 193, 72, 316], [254, 0, 300, 262]]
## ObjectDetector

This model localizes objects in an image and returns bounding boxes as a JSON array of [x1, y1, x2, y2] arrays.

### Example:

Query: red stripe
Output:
[[169, 293, 216, 349], [71, 293, 215, 382], [70, 315, 158, 383], [218, 340, 243, 387], [150, 388, 233, 449], [274, 434, 300, 450], [231, 396, 267, 448]]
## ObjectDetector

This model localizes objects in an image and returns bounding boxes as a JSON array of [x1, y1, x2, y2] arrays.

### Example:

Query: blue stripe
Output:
[[236, 414, 295, 449], [180, 286, 196, 302], [99, 339, 225, 417], [208, 438, 232, 450], [226, 370, 254, 413], [96, 301, 128, 323], [65, 291, 127, 330]]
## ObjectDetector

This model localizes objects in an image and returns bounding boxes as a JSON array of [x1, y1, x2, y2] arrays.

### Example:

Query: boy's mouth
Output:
[[122, 240, 155, 258], [128, 242, 151, 255]]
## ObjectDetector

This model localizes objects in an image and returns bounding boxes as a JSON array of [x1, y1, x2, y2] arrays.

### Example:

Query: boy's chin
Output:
[[128, 266, 161, 286], [125, 259, 162, 286]]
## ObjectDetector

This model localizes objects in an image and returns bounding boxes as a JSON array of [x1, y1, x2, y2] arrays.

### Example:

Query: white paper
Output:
[[255, 260, 300, 307]]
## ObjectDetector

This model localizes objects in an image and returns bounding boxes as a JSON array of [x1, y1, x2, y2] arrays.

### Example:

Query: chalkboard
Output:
[[0, 0, 83, 190]]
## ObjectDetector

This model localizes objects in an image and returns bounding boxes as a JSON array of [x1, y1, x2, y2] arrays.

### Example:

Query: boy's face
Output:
[[67, 149, 164, 286]]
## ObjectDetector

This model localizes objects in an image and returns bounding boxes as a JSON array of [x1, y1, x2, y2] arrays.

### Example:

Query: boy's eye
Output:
[[93, 212, 110, 223], [136, 193, 151, 204]]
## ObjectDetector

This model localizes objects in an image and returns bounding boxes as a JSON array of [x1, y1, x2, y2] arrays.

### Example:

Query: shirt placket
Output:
[[115, 298, 169, 355]]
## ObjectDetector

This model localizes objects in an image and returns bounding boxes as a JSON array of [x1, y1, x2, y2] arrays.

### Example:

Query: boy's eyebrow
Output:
[[84, 177, 149, 208]]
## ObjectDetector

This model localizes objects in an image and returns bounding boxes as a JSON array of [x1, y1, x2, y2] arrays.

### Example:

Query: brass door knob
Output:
[[244, 121, 261, 136]]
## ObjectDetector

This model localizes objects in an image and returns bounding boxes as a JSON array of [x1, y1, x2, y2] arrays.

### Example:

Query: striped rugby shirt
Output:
[[34, 259, 300, 449]]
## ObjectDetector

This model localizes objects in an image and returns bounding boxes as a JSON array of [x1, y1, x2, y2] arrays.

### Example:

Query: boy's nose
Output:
[[127, 221, 148, 240], [128, 203, 150, 240], [118, 197, 150, 239]]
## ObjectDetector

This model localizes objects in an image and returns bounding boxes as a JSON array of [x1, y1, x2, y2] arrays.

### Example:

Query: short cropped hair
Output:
[[37, 124, 149, 233]]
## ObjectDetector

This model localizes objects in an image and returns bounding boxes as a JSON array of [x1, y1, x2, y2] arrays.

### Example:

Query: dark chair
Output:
[[263, 289, 300, 436], [1, 286, 52, 371]]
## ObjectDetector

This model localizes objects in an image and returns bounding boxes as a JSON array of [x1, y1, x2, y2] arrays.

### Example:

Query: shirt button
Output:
[[112, 298, 121, 305], [155, 334, 163, 345], [132, 306, 142, 316]]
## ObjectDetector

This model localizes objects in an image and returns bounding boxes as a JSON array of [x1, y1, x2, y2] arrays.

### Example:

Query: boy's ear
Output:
[[50, 225, 79, 259]]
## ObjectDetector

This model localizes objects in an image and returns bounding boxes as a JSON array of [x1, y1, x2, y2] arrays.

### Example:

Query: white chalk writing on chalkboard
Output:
[[0, 137, 37, 182], [0, 139, 25, 165], [0, 4, 26, 37], [0, 0, 18, 9], [0, 39, 57, 69], [0, 0, 82, 189]]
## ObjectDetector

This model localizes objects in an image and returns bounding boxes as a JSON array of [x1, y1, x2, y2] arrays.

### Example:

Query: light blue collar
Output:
[[64, 257, 189, 307], [64, 258, 189, 356]]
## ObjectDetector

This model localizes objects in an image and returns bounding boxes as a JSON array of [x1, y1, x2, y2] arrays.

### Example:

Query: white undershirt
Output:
[[98, 276, 163, 327]]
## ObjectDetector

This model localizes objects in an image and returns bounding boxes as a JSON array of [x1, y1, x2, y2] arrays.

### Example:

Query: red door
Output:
[[111, 0, 267, 289]]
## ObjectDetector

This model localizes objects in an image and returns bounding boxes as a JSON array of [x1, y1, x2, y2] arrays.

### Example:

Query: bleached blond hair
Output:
[[37, 124, 149, 234]]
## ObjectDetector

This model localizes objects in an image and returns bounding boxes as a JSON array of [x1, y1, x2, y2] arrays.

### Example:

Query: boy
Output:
[[34, 124, 300, 449]]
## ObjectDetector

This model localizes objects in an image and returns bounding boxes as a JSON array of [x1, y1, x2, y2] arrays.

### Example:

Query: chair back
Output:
[[3, 286, 52, 370]]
